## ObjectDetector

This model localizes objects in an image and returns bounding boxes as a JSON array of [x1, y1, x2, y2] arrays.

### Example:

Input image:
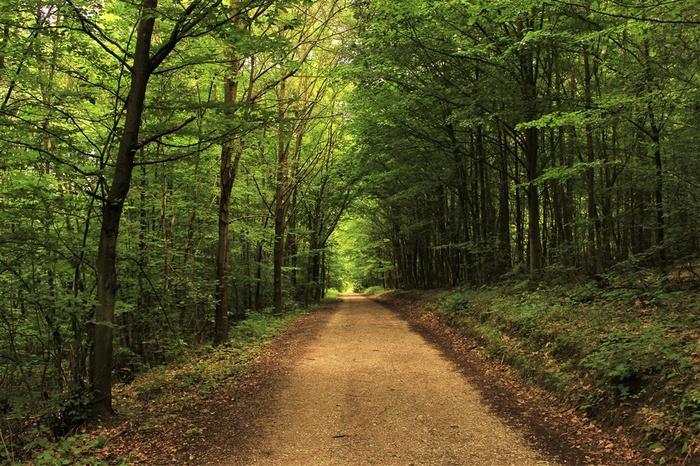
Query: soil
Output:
[[100, 292, 648, 465]]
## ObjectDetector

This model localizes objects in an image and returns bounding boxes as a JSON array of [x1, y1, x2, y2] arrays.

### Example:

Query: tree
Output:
[[91, 0, 229, 415], [269, 0, 350, 314], [345, 0, 700, 286], [0, 0, 355, 450]]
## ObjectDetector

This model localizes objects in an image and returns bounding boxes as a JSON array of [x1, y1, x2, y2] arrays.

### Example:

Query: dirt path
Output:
[[220, 294, 558, 465]]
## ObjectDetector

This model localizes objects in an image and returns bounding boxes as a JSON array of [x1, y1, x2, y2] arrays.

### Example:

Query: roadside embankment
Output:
[[373, 278, 700, 465]]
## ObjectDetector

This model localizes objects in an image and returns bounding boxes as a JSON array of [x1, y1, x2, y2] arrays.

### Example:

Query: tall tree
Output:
[[345, 0, 700, 286], [90, 0, 226, 415]]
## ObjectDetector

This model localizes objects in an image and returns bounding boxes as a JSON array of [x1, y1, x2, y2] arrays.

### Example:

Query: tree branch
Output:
[[132, 115, 197, 151], [65, 0, 132, 69]]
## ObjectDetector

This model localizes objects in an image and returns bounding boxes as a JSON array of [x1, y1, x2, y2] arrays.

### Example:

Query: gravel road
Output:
[[225, 294, 560, 465]]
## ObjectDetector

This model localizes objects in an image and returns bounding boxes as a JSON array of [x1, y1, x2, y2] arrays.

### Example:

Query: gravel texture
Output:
[[223, 294, 558, 465]]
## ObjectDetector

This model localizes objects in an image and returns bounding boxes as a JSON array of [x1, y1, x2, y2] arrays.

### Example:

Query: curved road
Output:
[[226, 294, 559, 465]]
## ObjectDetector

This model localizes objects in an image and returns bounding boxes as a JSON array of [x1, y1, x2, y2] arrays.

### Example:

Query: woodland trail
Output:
[[218, 294, 559, 465]]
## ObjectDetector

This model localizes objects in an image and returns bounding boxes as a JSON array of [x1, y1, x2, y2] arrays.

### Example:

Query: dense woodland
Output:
[[2, 0, 700, 461], [349, 0, 700, 290], [0, 0, 357, 450]]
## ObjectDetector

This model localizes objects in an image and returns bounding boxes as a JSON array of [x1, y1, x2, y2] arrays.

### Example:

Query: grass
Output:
[[423, 273, 700, 463]]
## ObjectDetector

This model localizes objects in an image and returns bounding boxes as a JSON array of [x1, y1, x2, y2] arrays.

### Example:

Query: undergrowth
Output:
[[427, 270, 700, 464], [362, 285, 388, 296], [13, 308, 303, 466], [122, 309, 296, 405]]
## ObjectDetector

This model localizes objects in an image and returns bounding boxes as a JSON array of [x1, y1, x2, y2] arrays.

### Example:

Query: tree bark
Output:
[[524, 124, 542, 272], [650, 119, 666, 265], [497, 131, 511, 274], [214, 61, 242, 345], [273, 78, 288, 315], [583, 48, 603, 274], [91, 0, 157, 416], [517, 15, 543, 273]]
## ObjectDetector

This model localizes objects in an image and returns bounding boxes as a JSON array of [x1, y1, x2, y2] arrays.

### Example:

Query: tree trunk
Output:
[[525, 126, 542, 272], [214, 11, 244, 345], [583, 49, 603, 274], [649, 106, 666, 266], [497, 131, 511, 275], [91, 0, 156, 416], [214, 135, 244, 343], [214, 144, 233, 345], [517, 16, 543, 273], [273, 78, 288, 315]]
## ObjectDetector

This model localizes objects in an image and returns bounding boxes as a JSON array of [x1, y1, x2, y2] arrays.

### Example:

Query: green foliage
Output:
[[38, 308, 303, 465], [230, 309, 296, 345], [23, 434, 107, 466], [429, 275, 700, 461], [362, 285, 386, 295], [129, 309, 299, 404], [4, 0, 700, 461], [436, 289, 472, 313], [346, 0, 700, 289], [582, 326, 688, 401], [680, 389, 700, 433], [0, 0, 354, 459]]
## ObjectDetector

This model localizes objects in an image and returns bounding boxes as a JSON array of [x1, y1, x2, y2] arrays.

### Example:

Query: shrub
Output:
[[362, 285, 386, 295]]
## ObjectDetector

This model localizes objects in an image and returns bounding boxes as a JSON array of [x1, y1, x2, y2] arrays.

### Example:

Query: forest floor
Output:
[[93, 292, 647, 465]]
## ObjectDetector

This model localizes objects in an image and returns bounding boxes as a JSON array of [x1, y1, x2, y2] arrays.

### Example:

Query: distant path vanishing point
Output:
[[223, 293, 558, 466]]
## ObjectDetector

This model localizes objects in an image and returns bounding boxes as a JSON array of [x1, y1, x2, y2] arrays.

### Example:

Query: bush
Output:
[[581, 325, 688, 401], [362, 285, 386, 295], [130, 308, 299, 404], [23, 433, 107, 466]]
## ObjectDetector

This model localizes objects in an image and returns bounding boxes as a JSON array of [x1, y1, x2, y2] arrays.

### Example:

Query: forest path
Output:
[[218, 294, 557, 465]]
